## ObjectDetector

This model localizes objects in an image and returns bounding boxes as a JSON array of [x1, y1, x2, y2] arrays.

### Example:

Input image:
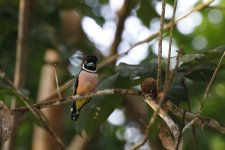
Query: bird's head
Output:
[[82, 55, 98, 72]]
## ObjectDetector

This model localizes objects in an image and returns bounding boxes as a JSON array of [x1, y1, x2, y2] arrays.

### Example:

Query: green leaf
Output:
[[179, 46, 225, 81], [167, 73, 188, 103], [180, 46, 225, 67], [116, 62, 158, 79]]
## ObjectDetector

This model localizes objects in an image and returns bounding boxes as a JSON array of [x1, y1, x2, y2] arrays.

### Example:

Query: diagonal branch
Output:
[[0, 67, 65, 149], [200, 51, 225, 113], [98, 0, 214, 70], [129, 95, 182, 150], [182, 51, 225, 133]]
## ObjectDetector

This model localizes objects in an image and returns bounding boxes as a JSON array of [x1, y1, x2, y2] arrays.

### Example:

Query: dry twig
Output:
[[54, 64, 62, 99], [164, 0, 178, 91], [156, 0, 166, 93]]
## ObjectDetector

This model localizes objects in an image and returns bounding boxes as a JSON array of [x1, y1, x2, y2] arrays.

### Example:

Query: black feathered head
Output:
[[82, 55, 98, 72]]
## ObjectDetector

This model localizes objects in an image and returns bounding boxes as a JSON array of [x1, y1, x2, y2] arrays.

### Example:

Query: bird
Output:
[[71, 55, 99, 121]]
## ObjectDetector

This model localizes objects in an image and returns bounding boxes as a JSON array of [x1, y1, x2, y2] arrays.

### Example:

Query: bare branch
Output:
[[164, 0, 178, 91], [200, 51, 225, 112], [164, 99, 225, 134], [7, 88, 225, 136], [11, 89, 142, 114], [157, 0, 166, 93], [42, 79, 74, 101]]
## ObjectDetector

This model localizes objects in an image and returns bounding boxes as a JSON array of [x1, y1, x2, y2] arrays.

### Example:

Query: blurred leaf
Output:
[[179, 46, 225, 81], [210, 136, 225, 150], [180, 46, 225, 68], [167, 72, 189, 104], [183, 64, 217, 81], [137, 0, 158, 26], [116, 62, 158, 79]]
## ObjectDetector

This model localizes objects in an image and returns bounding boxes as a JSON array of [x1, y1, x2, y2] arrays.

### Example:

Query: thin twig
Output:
[[97, 0, 213, 70], [164, 0, 178, 91], [183, 78, 198, 150], [200, 51, 225, 112], [182, 51, 225, 133], [41, 79, 74, 101], [157, 0, 167, 93], [164, 48, 183, 94], [54, 64, 62, 99], [182, 118, 197, 134], [175, 110, 185, 150], [0, 67, 65, 149]]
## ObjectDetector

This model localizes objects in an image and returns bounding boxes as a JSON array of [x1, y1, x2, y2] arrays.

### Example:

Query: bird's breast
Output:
[[76, 70, 98, 94]]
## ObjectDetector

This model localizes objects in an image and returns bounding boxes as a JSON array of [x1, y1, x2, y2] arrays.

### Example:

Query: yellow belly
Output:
[[75, 98, 90, 110]]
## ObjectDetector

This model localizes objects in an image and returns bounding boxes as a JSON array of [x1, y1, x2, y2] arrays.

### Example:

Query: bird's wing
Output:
[[71, 73, 80, 121], [73, 74, 79, 95]]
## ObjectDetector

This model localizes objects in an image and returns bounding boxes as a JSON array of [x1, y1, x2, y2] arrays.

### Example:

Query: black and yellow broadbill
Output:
[[71, 55, 99, 121]]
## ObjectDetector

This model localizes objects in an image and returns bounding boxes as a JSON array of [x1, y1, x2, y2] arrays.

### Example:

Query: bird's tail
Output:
[[71, 102, 80, 121]]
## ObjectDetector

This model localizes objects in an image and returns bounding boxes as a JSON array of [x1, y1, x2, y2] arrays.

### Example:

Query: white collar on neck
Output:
[[82, 64, 97, 73]]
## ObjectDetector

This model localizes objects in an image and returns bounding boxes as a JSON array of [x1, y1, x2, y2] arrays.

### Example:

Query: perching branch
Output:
[[8, 88, 225, 136], [11, 89, 142, 114]]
